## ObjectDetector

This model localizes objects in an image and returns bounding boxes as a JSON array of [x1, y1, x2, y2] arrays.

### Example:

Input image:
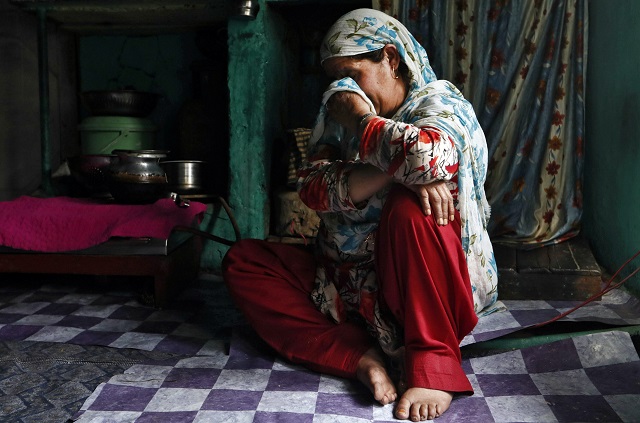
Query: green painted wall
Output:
[[584, 0, 640, 296], [200, 0, 293, 268]]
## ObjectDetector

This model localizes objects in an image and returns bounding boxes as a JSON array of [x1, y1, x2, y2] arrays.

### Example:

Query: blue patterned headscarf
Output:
[[320, 8, 437, 91]]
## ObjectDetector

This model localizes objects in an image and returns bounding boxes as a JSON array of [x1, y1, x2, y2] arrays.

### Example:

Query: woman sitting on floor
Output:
[[223, 8, 498, 421]]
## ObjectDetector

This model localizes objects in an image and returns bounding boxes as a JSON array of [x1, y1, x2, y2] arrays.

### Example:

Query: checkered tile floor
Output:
[[1, 275, 640, 422], [0, 275, 244, 357], [72, 328, 640, 422]]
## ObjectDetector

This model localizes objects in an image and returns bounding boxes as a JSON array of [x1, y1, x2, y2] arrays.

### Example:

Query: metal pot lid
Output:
[[112, 149, 170, 159]]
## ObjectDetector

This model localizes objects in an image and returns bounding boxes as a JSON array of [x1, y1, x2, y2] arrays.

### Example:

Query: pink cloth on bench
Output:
[[0, 196, 208, 252]]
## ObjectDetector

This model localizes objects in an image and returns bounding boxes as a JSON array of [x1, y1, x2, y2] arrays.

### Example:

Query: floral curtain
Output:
[[373, 0, 587, 248]]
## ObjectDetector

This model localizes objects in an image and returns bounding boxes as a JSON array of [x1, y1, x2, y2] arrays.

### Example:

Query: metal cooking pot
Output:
[[160, 160, 209, 194], [110, 149, 169, 177], [108, 150, 170, 204]]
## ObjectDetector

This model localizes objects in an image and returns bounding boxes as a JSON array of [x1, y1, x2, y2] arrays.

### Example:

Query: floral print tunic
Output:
[[297, 9, 498, 355]]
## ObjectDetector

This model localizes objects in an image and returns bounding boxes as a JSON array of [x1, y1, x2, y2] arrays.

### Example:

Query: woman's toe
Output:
[[395, 398, 411, 420]]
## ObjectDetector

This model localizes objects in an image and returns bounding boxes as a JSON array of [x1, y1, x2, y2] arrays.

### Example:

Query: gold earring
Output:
[[392, 67, 399, 79]]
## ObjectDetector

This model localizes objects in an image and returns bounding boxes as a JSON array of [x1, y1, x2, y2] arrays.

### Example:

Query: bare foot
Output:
[[356, 348, 397, 405], [394, 387, 453, 421]]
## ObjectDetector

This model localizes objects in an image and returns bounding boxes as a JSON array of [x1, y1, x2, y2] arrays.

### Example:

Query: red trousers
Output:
[[222, 185, 477, 393]]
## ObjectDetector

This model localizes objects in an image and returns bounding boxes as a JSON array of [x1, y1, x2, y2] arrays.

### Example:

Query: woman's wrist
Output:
[[348, 163, 391, 204], [357, 112, 376, 137]]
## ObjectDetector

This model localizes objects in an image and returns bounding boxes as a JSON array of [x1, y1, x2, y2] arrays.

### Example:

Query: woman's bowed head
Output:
[[323, 45, 408, 131], [223, 8, 498, 422]]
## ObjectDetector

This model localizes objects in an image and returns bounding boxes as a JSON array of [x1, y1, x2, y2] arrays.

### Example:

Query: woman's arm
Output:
[[298, 142, 452, 224], [347, 163, 392, 204], [302, 90, 459, 223], [360, 117, 459, 186], [297, 143, 391, 212], [326, 90, 460, 188]]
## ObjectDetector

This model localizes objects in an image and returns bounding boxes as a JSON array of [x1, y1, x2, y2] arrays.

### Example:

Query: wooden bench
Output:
[[0, 232, 202, 308]]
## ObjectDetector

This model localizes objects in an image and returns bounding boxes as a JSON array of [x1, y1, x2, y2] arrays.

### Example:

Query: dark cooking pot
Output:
[[108, 176, 168, 204], [160, 160, 209, 194], [108, 150, 169, 204]]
